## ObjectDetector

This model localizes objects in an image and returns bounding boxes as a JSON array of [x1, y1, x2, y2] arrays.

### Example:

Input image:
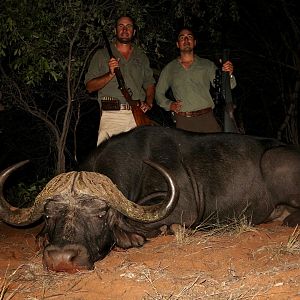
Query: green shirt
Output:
[[155, 55, 236, 112], [84, 43, 155, 105]]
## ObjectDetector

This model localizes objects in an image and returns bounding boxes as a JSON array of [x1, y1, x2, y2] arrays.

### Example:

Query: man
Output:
[[85, 16, 155, 145], [155, 27, 236, 133]]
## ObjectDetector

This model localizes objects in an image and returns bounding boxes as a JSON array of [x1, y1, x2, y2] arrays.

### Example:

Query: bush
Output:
[[7, 177, 49, 208]]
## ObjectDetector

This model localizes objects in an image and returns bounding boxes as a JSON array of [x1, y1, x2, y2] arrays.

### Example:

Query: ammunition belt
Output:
[[101, 97, 131, 111]]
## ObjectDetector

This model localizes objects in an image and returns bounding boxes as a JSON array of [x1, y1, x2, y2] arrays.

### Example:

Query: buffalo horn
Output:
[[36, 160, 179, 223], [0, 161, 44, 226]]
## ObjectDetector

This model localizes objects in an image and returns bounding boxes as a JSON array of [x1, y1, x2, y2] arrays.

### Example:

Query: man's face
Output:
[[115, 17, 135, 44], [176, 29, 196, 52]]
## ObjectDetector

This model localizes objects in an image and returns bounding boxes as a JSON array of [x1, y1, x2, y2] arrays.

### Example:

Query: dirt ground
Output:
[[1, 220, 300, 300]]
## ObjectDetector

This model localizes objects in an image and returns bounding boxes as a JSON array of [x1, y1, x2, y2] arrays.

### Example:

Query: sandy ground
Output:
[[1, 220, 300, 300]]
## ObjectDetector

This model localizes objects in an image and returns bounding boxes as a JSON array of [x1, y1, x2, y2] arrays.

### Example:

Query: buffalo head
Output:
[[0, 160, 179, 273]]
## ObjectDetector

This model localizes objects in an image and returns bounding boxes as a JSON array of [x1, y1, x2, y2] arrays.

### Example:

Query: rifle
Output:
[[214, 49, 240, 133], [101, 29, 152, 126]]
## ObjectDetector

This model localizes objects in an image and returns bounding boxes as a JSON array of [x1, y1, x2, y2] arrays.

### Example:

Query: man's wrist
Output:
[[146, 100, 153, 107], [107, 72, 114, 78]]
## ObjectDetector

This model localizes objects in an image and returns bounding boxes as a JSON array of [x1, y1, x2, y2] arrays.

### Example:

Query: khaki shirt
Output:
[[156, 56, 236, 112], [85, 43, 155, 105]]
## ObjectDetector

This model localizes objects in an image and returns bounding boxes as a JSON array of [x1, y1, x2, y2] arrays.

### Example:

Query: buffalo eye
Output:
[[98, 211, 106, 218], [44, 215, 50, 224]]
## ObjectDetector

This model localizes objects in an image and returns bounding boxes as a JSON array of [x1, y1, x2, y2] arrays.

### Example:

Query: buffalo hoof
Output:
[[114, 229, 146, 248], [159, 225, 168, 235], [170, 223, 187, 235], [283, 211, 300, 227], [159, 224, 187, 235]]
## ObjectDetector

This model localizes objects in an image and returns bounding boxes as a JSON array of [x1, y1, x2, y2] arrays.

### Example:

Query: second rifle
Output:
[[214, 49, 240, 133]]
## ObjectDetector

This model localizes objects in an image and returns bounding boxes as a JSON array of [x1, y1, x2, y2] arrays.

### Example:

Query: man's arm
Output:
[[155, 68, 173, 111], [85, 56, 120, 93], [145, 84, 155, 107], [86, 72, 114, 93], [141, 53, 156, 107]]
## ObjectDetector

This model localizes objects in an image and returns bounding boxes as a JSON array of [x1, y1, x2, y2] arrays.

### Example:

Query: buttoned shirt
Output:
[[85, 43, 155, 106], [156, 55, 236, 112]]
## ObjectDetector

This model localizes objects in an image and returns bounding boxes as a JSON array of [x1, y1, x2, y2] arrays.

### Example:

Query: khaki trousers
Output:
[[97, 110, 136, 145]]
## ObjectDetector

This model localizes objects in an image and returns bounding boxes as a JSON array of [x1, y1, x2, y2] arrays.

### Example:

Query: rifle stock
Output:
[[101, 29, 152, 126], [120, 84, 153, 126]]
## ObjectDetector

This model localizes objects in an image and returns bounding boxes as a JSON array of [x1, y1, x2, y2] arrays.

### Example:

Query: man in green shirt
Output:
[[85, 16, 155, 145], [156, 27, 236, 133]]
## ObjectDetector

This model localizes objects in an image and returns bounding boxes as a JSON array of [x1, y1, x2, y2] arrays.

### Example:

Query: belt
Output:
[[120, 103, 131, 110], [100, 97, 131, 111], [176, 107, 212, 117]]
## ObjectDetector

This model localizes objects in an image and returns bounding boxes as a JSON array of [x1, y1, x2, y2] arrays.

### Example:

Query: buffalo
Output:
[[1, 126, 300, 273]]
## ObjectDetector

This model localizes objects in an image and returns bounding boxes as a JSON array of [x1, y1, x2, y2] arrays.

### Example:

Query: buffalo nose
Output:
[[47, 248, 77, 262], [43, 244, 92, 273]]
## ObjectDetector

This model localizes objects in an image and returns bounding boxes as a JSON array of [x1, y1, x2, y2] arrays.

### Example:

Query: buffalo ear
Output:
[[113, 226, 146, 249], [107, 209, 146, 248]]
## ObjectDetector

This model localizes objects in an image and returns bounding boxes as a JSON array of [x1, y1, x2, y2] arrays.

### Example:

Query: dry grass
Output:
[[143, 219, 300, 299], [0, 265, 25, 300], [0, 261, 94, 300], [253, 225, 300, 261], [173, 214, 257, 246], [281, 225, 300, 254], [1, 220, 300, 299]]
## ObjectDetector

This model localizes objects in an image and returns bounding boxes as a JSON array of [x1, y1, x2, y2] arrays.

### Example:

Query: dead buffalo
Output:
[[1, 126, 300, 273]]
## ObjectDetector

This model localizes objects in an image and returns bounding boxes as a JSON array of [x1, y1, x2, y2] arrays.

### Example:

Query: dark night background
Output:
[[0, 0, 299, 195]]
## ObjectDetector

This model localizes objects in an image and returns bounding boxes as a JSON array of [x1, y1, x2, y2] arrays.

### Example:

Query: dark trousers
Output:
[[175, 110, 221, 133]]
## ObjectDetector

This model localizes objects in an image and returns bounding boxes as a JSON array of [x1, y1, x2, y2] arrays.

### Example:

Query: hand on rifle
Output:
[[108, 57, 120, 76], [221, 60, 234, 75], [139, 101, 151, 113], [170, 100, 182, 113]]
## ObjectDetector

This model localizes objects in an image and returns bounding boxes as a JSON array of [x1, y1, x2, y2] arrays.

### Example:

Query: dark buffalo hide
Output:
[[1, 126, 300, 273]]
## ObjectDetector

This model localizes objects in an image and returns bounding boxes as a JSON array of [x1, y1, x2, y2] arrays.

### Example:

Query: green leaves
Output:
[[0, 0, 239, 173], [1, 0, 238, 89], [1, 0, 95, 86]]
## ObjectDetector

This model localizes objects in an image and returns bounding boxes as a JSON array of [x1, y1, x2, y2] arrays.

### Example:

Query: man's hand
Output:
[[222, 60, 234, 75], [170, 100, 182, 113], [108, 57, 119, 76], [139, 101, 151, 113]]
